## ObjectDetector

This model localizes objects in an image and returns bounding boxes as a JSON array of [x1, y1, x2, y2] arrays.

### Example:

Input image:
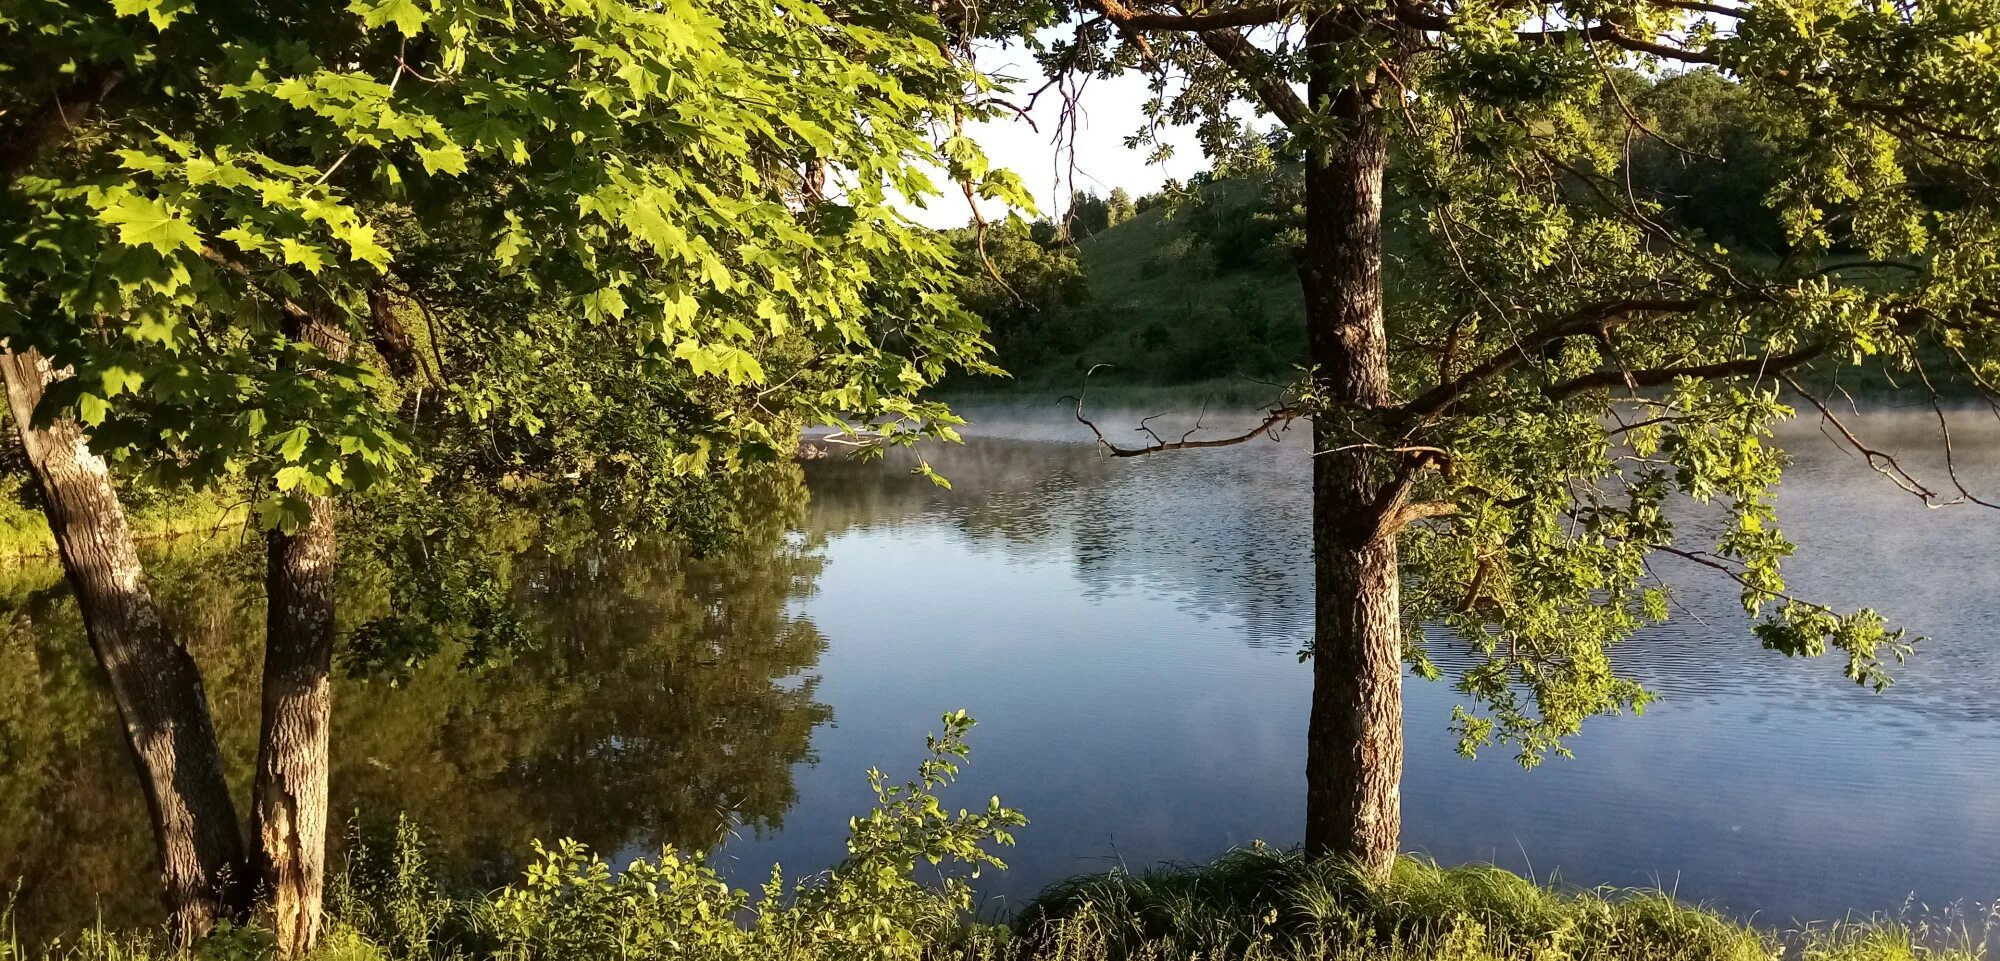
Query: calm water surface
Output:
[[3, 405, 1998, 936]]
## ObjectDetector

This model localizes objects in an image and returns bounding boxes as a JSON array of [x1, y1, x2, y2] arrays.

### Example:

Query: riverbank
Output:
[[939, 375, 1293, 412], [0, 478, 248, 559], [1014, 848, 1990, 960], [4, 848, 1982, 961], [940, 375, 2000, 419]]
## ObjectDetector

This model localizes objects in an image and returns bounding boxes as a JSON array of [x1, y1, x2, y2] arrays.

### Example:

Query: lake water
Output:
[[4, 404, 1999, 938]]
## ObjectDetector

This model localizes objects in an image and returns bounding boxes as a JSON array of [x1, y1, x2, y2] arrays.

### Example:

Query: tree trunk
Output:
[[1297, 18, 1405, 878], [0, 346, 248, 942], [251, 315, 349, 956]]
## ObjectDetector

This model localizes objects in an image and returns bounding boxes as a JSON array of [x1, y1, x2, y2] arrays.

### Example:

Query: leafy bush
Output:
[[949, 228, 1092, 377], [333, 711, 1025, 961]]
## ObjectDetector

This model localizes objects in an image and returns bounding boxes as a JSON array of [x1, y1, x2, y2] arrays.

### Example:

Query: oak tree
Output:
[[1014, 0, 2000, 875]]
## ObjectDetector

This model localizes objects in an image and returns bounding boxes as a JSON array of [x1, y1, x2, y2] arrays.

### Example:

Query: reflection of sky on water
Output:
[[722, 404, 2000, 926]]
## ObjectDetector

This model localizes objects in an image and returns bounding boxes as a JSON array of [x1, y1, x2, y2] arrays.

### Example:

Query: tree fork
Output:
[[0, 344, 249, 942], [251, 311, 350, 956]]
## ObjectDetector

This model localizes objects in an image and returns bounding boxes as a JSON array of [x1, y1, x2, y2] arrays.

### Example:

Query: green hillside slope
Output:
[[989, 175, 1308, 392], [971, 165, 1962, 400]]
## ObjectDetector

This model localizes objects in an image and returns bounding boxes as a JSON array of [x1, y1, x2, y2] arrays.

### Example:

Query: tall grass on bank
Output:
[[1019, 845, 1768, 961], [938, 376, 1291, 413], [6, 852, 1986, 961], [2, 719, 1990, 960], [0, 476, 247, 559], [1018, 847, 1992, 960]]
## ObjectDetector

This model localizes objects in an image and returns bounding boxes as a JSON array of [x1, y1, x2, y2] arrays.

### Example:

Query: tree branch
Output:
[[1398, 298, 1710, 421], [0, 65, 126, 188], [1650, 0, 1748, 16], [1075, 0, 1311, 127], [1389, 4, 1719, 64], [1186, 24, 1313, 128], [1084, 0, 1291, 30], [366, 288, 423, 381], [1363, 450, 1452, 541], [1782, 374, 1999, 510], [1546, 343, 1826, 399], [1929, 395, 2000, 509], [198, 247, 317, 326], [1648, 542, 1844, 616], [1072, 371, 1301, 455]]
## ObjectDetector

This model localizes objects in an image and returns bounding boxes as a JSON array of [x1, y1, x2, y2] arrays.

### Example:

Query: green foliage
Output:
[[951, 227, 1093, 376], [1108, 189, 1137, 227], [1, 0, 1021, 535], [953, 175, 1311, 388], [1622, 71, 1787, 255], [332, 711, 1024, 961], [330, 817, 455, 960], [1058, 189, 1137, 240], [0, 469, 249, 558], [7, 836, 1993, 960], [947, 76, 1826, 394], [1380, 54, 1962, 759], [3, 0, 1032, 691], [1068, 192, 1117, 239]]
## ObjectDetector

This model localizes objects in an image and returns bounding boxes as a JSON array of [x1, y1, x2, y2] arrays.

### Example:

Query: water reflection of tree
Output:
[[804, 438, 1113, 549], [0, 471, 831, 939], [0, 539, 265, 940], [338, 489, 833, 888], [805, 435, 1316, 649]]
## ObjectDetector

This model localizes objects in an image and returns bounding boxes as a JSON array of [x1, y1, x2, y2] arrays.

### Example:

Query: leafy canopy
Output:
[[1, 0, 1030, 529]]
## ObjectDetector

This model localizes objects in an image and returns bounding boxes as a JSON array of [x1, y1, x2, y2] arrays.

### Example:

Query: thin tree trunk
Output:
[[0, 345, 248, 942], [251, 315, 349, 956], [1297, 16, 1405, 877]]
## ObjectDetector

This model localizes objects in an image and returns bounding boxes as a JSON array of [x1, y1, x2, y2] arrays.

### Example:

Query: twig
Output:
[[1072, 366, 1300, 455]]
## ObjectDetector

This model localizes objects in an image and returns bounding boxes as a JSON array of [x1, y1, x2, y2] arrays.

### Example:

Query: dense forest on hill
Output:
[[951, 68, 1959, 396]]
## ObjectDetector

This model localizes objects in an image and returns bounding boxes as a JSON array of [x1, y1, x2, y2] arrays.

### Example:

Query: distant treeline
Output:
[[949, 69, 1950, 392]]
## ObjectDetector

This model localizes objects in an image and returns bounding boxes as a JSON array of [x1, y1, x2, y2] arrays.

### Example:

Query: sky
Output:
[[899, 42, 1216, 229], [898, 25, 1703, 229]]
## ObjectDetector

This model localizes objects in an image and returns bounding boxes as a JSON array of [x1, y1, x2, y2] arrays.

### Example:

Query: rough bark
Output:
[[366, 287, 420, 381], [1297, 14, 1406, 878], [251, 314, 350, 956], [0, 346, 248, 942]]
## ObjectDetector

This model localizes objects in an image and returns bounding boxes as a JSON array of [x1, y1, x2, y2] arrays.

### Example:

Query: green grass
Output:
[[1014, 847, 1990, 961], [1017, 848, 1763, 960], [941, 375, 1293, 412], [1076, 181, 1301, 328], [0, 476, 248, 559], [5, 847, 1988, 961], [996, 176, 1309, 390]]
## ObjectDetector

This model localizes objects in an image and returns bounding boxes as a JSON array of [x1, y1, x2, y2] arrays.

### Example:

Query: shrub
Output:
[[339, 710, 1025, 961]]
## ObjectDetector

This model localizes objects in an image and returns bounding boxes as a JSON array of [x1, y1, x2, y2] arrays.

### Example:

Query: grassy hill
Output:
[[968, 171, 1968, 402], [990, 175, 1310, 393]]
